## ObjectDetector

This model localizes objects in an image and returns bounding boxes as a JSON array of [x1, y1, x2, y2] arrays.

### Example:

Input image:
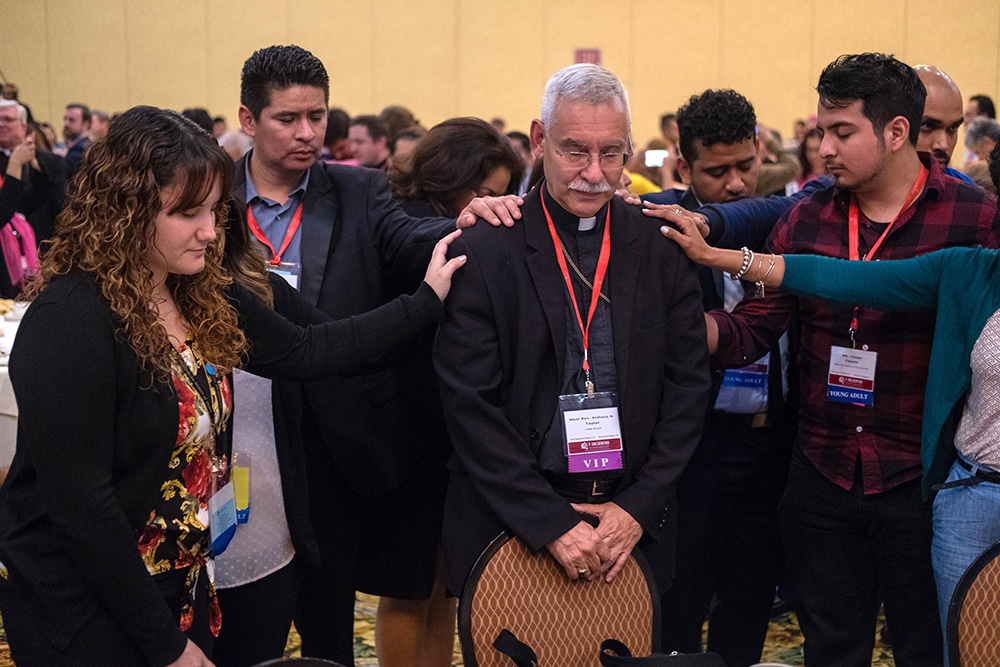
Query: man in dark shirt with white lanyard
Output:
[[434, 63, 709, 598], [646, 89, 794, 666], [688, 53, 1000, 667], [231, 44, 522, 665]]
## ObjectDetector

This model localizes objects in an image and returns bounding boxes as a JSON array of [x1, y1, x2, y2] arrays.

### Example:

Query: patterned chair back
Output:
[[459, 531, 660, 667], [948, 541, 1000, 667]]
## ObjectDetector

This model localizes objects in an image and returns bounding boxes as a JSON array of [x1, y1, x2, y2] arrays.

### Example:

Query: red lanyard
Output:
[[540, 190, 611, 397], [246, 203, 303, 266], [845, 165, 928, 341]]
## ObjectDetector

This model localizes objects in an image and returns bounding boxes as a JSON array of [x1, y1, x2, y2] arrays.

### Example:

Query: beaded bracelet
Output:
[[730, 246, 754, 281]]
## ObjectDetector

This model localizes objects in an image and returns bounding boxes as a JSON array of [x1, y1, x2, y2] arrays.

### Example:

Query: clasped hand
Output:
[[545, 502, 642, 583], [6, 135, 38, 177]]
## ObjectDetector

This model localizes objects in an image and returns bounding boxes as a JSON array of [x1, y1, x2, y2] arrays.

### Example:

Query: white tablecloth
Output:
[[0, 316, 23, 467]]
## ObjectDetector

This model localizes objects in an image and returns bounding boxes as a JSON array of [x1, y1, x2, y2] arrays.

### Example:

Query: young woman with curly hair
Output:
[[0, 106, 465, 667]]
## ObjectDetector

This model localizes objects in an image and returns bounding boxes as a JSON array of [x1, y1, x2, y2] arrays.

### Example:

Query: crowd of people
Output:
[[0, 44, 998, 667]]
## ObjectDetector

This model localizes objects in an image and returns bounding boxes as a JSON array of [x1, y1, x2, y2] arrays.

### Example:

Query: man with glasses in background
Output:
[[433, 63, 710, 598]]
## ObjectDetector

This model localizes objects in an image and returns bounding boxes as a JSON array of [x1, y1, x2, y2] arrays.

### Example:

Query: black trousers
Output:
[[295, 439, 363, 666], [779, 447, 942, 667], [660, 415, 790, 667], [213, 558, 303, 667]]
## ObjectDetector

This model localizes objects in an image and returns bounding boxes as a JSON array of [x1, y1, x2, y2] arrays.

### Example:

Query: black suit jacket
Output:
[[63, 136, 89, 179], [232, 156, 453, 498], [434, 188, 710, 594], [0, 149, 67, 247], [0, 269, 442, 664]]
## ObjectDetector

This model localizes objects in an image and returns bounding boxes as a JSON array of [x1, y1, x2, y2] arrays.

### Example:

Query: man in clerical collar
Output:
[[434, 63, 710, 597]]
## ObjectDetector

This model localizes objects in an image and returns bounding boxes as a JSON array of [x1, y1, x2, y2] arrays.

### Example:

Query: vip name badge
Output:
[[560, 393, 624, 474], [827, 345, 877, 407]]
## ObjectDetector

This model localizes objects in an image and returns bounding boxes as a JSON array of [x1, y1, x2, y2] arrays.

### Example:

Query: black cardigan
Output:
[[0, 269, 441, 666]]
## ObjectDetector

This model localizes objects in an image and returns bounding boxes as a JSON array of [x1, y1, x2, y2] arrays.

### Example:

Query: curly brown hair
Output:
[[221, 200, 273, 308], [27, 105, 246, 380]]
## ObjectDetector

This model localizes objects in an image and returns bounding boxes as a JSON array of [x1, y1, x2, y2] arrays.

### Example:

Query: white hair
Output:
[[0, 100, 27, 124], [539, 64, 631, 134], [965, 117, 1000, 148]]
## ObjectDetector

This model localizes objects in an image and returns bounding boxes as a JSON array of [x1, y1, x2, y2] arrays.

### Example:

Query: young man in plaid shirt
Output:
[[707, 53, 1000, 667]]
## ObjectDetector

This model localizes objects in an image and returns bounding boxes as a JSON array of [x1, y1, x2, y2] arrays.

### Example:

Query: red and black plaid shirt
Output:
[[712, 154, 1000, 493]]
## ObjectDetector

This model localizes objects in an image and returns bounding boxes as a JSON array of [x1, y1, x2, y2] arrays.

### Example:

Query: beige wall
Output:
[[2, 0, 999, 158]]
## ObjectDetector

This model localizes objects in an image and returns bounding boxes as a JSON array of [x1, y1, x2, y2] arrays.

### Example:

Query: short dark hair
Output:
[[971, 94, 997, 119], [391, 117, 524, 217], [506, 131, 530, 153], [324, 108, 351, 146], [66, 103, 91, 123], [350, 115, 389, 142], [660, 113, 677, 130], [389, 126, 426, 155], [379, 105, 419, 139], [816, 53, 925, 147], [241, 45, 329, 119], [181, 108, 214, 135], [676, 89, 757, 163]]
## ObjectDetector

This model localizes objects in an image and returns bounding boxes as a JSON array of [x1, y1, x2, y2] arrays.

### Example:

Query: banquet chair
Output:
[[947, 540, 1000, 667], [458, 530, 660, 667]]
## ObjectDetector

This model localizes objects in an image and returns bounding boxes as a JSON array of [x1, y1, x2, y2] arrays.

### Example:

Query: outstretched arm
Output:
[[653, 201, 950, 313], [647, 202, 786, 287], [240, 232, 466, 380]]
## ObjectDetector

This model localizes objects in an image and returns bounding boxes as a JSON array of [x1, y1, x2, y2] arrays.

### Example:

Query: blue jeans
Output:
[[931, 456, 1000, 665]]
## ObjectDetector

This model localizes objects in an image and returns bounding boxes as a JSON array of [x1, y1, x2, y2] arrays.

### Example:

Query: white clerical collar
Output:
[[578, 216, 597, 232]]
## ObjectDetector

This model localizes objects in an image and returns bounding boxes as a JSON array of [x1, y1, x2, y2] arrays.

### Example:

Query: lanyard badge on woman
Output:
[[541, 188, 624, 475], [827, 165, 928, 407], [173, 346, 238, 554]]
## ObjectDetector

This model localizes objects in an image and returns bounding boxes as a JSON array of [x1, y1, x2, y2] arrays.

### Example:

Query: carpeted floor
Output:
[[279, 593, 898, 667], [0, 594, 896, 666]]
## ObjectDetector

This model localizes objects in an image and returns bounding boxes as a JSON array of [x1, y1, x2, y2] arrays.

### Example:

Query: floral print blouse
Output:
[[136, 342, 232, 635]]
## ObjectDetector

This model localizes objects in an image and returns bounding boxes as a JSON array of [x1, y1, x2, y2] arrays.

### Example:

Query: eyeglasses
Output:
[[552, 145, 632, 170]]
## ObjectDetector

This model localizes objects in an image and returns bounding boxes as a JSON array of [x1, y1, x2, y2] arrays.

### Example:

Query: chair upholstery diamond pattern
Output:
[[459, 532, 660, 667], [948, 541, 1000, 667]]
